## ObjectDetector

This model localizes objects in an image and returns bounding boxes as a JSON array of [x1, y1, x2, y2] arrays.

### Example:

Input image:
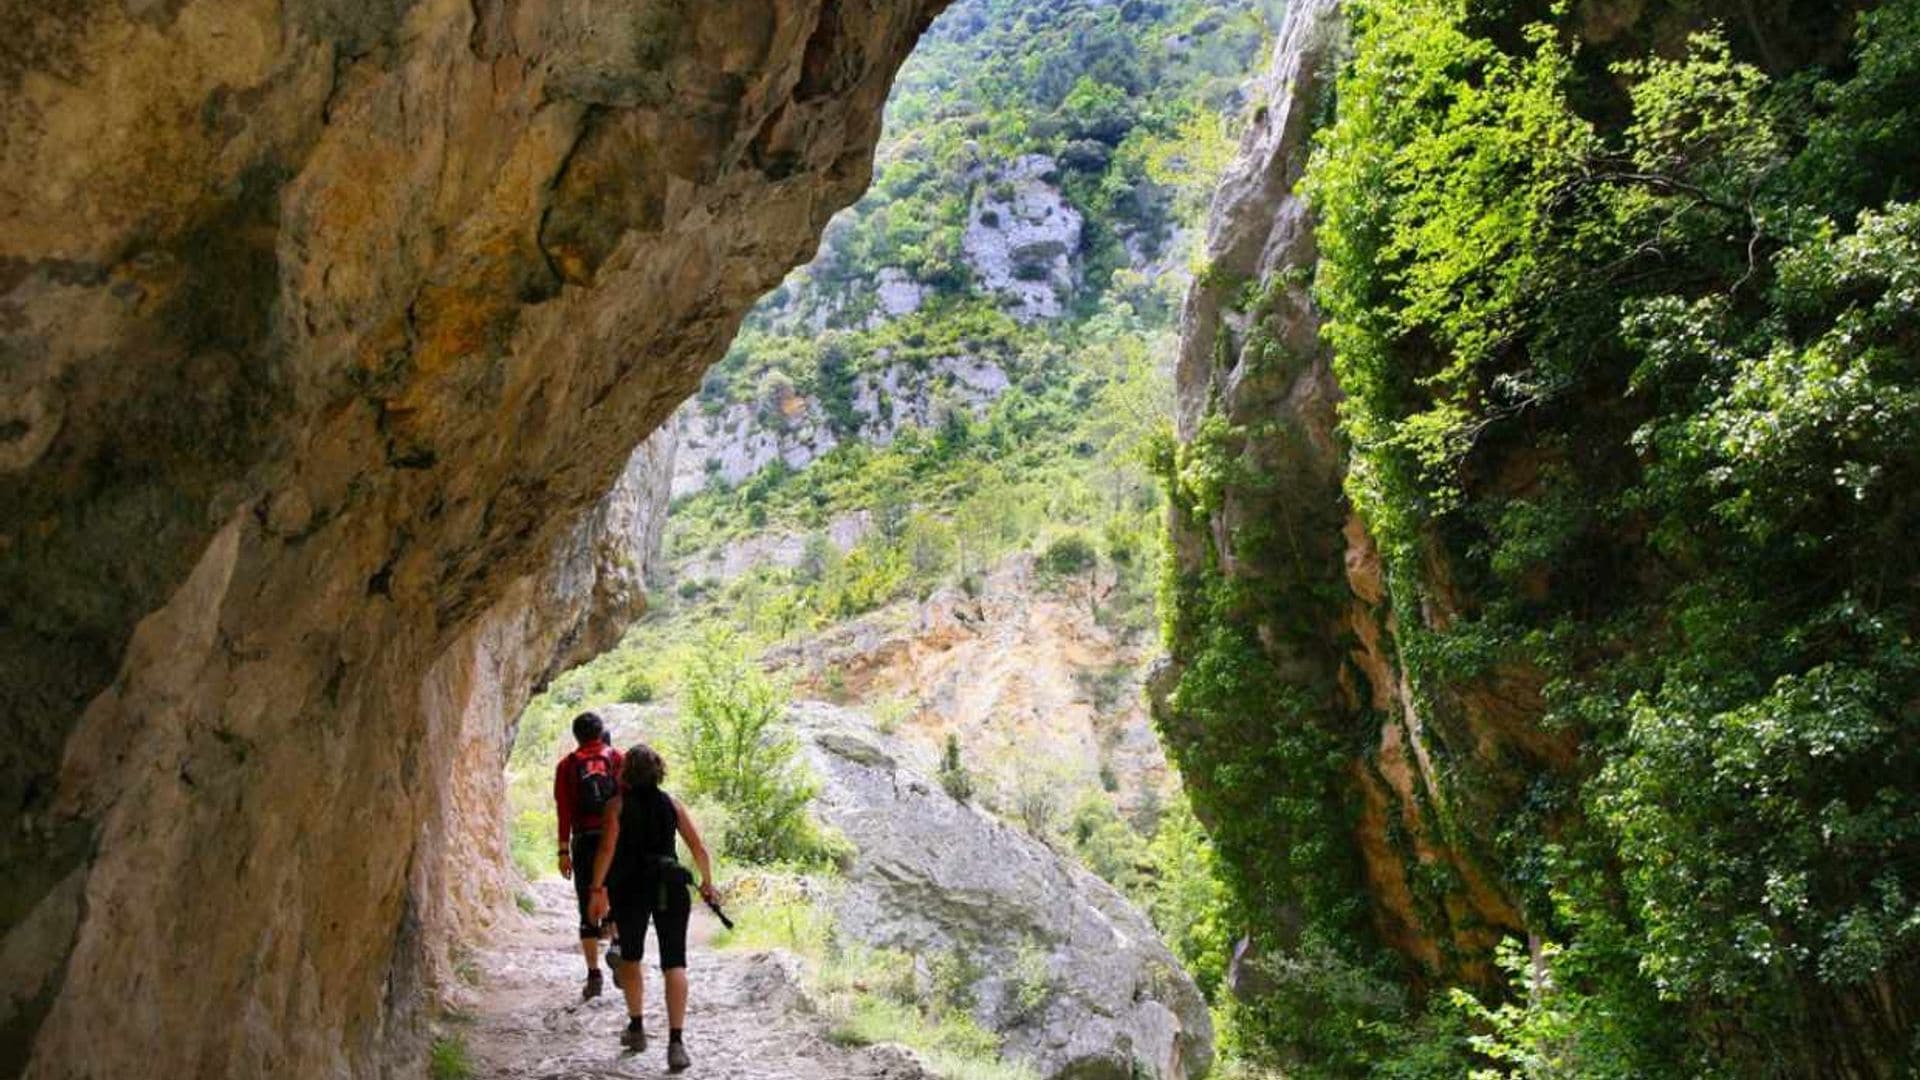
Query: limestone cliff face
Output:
[[767, 554, 1171, 825], [1156, 0, 1539, 991], [0, 1, 943, 1075], [670, 350, 1011, 498]]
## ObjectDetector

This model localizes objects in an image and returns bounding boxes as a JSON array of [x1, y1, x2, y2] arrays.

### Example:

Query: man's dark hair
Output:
[[571, 711, 606, 744]]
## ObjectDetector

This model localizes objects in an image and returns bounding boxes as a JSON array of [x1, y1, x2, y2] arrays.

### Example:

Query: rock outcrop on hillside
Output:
[[0, 1, 944, 1075], [963, 153, 1084, 321], [670, 352, 1011, 497], [794, 703, 1213, 1080], [769, 554, 1169, 821]]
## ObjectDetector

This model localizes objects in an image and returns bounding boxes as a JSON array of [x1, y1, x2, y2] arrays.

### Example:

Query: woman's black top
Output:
[[608, 785, 685, 904]]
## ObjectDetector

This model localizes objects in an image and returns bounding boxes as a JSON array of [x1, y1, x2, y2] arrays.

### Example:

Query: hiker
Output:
[[555, 711, 624, 1001], [587, 743, 719, 1072]]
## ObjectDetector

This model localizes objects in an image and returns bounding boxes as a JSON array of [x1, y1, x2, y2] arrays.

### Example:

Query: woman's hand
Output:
[[558, 851, 573, 880], [699, 881, 720, 907], [588, 887, 609, 924]]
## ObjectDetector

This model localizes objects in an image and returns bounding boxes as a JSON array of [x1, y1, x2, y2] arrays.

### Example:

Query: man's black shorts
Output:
[[570, 831, 604, 940]]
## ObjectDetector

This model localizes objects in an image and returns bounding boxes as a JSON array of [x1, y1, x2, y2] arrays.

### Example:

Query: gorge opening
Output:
[[8, 0, 1920, 1077]]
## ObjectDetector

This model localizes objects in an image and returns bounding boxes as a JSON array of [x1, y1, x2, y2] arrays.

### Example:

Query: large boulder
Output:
[[793, 702, 1214, 1080]]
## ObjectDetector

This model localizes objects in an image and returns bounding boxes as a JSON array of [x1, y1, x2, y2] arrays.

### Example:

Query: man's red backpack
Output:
[[572, 748, 619, 815]]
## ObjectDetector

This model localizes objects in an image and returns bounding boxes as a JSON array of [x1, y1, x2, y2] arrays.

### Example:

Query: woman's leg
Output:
[[620, 959, 646, 1016], [657, 898, 692, 1032], [652, 898, 694, 1071], [656, 895, 695, 1060], [613, 904, 650, 1046], [663, 968, 688, 1029]]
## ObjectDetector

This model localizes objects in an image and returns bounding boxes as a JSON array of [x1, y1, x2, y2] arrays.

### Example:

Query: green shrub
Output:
[[937, 734, 975, 803], [678, 634, 828, 866], [1005, 945, 1056, 1026], [1037, 531, 1099, 579], [1067, 789, 1148, 891], [928, 948, 984, 1017], [617, 672, 655, 705]]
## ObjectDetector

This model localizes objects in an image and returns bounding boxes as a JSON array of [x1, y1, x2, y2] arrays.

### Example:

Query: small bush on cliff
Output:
[[1037, 530, 1099, 580], [937, 734, 976, 803], [617, 672, 655, 705]]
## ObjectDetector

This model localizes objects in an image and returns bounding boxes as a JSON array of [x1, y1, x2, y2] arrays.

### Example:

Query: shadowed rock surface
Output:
[[0, 1, 946, 1074]]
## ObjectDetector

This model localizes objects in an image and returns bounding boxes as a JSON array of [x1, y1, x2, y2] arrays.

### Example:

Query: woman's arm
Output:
[[673, 797, 718, 903], [586, 795, 622, 922]]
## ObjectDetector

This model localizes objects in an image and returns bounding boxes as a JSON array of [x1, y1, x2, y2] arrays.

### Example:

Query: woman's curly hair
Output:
[[622, 742, 667, 790]]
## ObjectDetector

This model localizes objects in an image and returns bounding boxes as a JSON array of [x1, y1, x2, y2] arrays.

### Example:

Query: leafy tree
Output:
[[1235, 0, 1920, 1069], [678, 633, 822, 865]]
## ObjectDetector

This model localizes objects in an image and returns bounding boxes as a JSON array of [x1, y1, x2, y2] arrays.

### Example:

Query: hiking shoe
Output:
[[583, 968, 604, 1002], [622, 1026, 648, 1052], [667, 1040, 690, 1072]]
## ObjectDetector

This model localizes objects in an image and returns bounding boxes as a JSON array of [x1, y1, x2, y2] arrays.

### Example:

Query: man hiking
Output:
[[555, 710, 623, 1000]]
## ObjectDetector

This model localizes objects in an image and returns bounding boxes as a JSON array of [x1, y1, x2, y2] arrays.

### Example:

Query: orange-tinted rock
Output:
[[0, 1, 944, 1074]]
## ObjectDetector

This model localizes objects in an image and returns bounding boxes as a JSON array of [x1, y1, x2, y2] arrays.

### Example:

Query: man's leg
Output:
[[573, 834, 604, 999]]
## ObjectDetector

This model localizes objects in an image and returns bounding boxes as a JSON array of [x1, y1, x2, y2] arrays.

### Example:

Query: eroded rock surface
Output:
[[769, 555, 1170, 822], [795, 703, 1212, 1080], [0, 1, 945, 1074]]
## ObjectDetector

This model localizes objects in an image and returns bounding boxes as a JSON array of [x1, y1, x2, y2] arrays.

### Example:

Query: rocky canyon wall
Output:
[[0, 1, 943, 1074], [1159, 0, 1915, 1073], [1156, 0, 1538, 988]]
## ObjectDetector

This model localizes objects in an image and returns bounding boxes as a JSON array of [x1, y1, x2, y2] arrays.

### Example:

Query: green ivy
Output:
[[1279, 0, 1920, 1071]]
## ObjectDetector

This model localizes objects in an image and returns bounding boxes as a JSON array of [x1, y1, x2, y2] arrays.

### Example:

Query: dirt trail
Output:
[[460, 881, 919, 1080]]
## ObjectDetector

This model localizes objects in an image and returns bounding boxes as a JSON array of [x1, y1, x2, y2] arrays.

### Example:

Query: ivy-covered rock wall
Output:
[[1157, 0, 1920, 1075]]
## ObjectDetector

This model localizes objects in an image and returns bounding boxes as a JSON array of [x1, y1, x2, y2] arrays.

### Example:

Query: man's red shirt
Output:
[[554, 739, 623, 848]]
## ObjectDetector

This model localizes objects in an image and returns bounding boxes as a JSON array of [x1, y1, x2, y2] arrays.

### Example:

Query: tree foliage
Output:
[[1252, 0, 1920, 1071]]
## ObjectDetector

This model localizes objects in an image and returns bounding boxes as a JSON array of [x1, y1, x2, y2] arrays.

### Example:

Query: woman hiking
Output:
[[587, 743, 719, 1071]]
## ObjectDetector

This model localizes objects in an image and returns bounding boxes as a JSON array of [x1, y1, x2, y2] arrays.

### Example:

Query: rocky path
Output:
[[460, 881, 925, 1080]]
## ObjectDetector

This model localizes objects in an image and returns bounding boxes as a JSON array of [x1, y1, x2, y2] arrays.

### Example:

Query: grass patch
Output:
[[710, 877, 1036, 1080], [708, 873, 837, 956], [826, 994, 1035, 1080], [428, 1036, 473, 1080], [451, 948, 482, 987]]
